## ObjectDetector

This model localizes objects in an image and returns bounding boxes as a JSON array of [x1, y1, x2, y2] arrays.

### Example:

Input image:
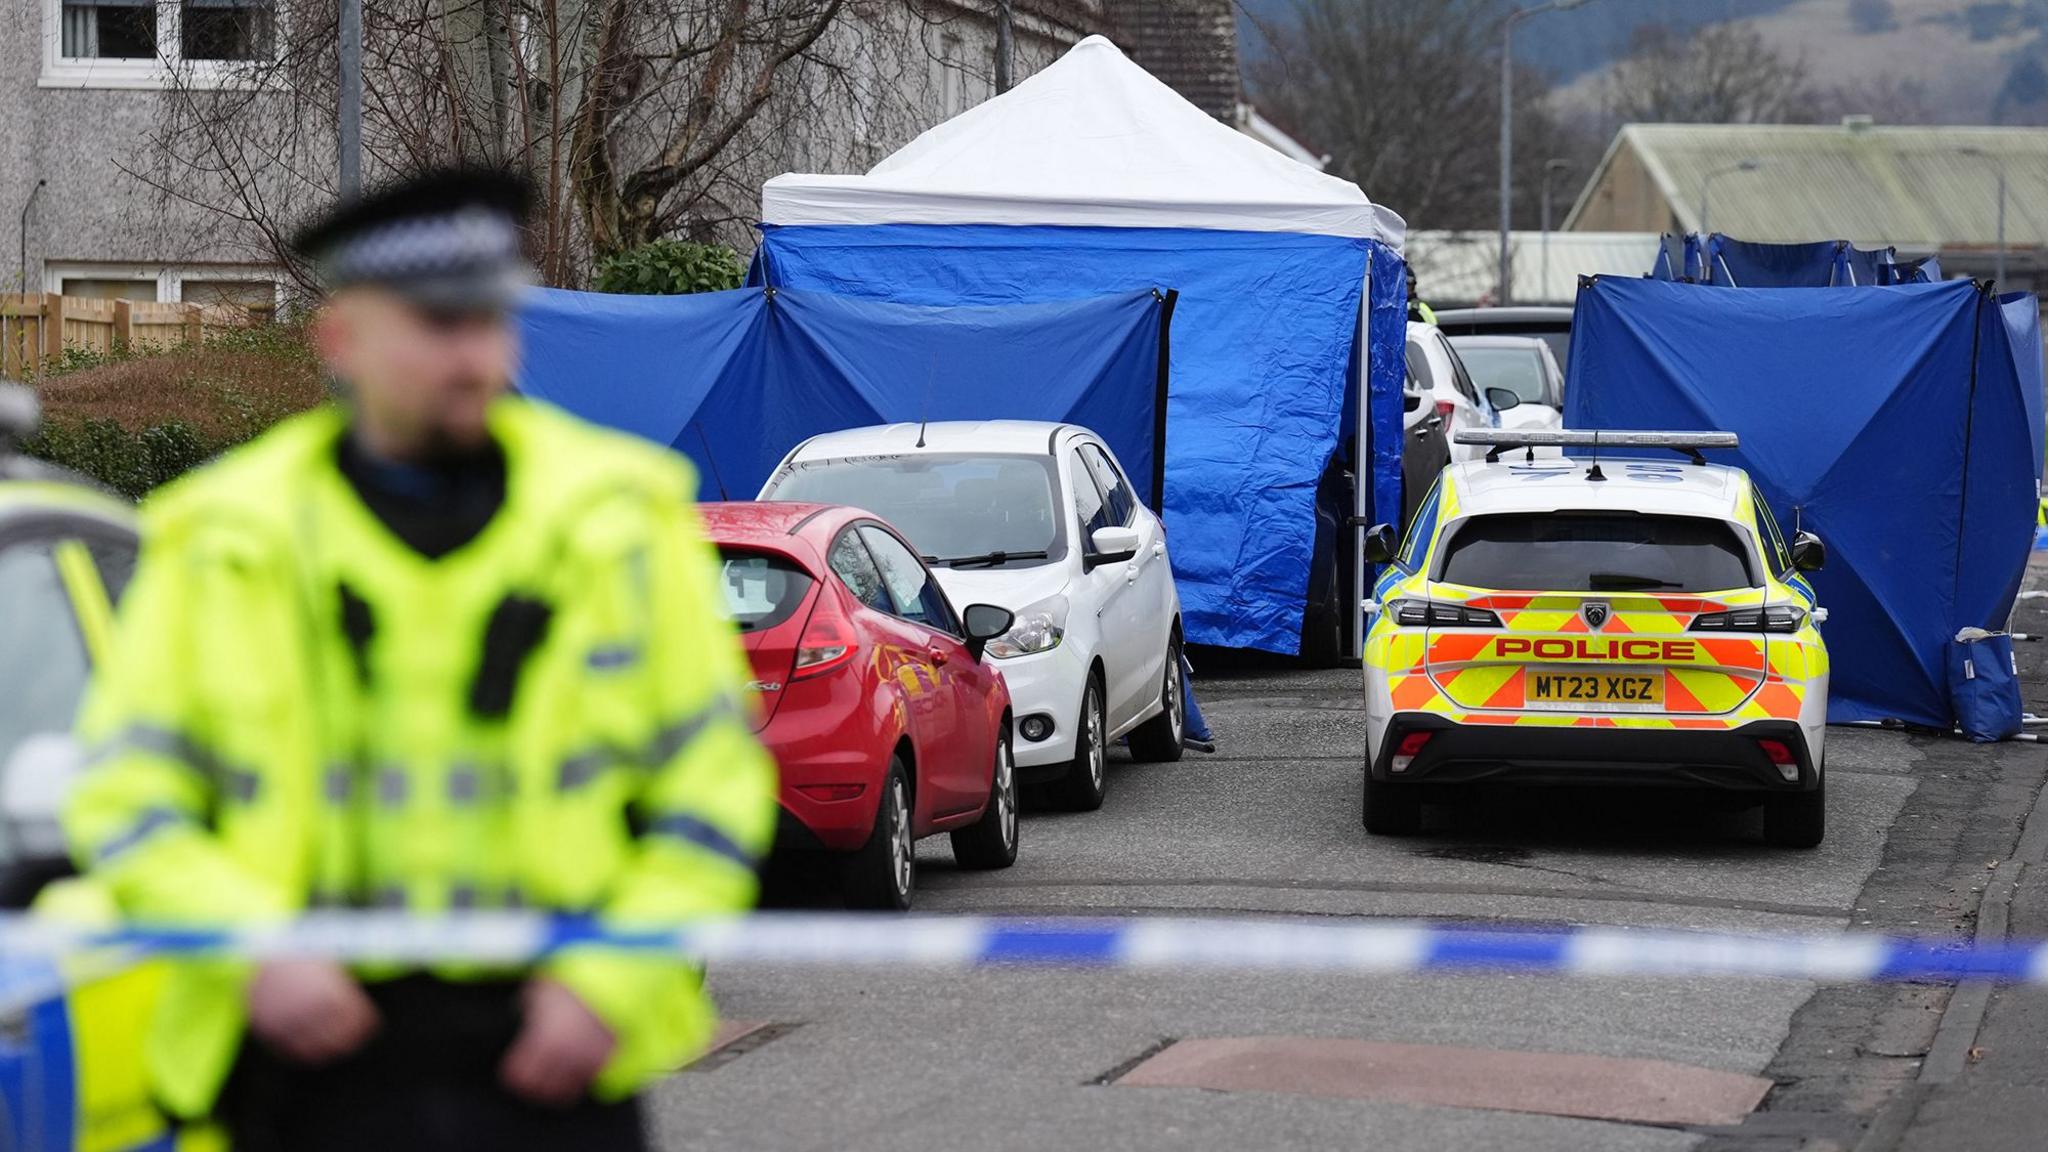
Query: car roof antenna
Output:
[[692, 422, 731, 501], [1586, 430, 1606, 482], [916, 353, 934, 449]]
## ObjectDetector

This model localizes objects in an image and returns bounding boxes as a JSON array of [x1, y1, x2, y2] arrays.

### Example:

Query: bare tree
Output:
[[1603, 22, 1821, 126], [130, 0, 1070, 289], [1244, 0, 1594, 230]]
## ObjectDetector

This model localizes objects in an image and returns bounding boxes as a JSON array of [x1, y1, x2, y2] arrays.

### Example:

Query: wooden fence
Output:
[[0, 293, 258, 378]]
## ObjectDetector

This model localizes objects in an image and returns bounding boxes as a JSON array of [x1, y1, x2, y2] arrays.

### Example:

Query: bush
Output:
[[20, 321, 327, 496], [22, 417, 212, 499], [595, 239, 747, 295]]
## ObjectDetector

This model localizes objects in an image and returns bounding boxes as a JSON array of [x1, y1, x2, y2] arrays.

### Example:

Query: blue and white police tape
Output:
[[4, 912, 2048, 1011]]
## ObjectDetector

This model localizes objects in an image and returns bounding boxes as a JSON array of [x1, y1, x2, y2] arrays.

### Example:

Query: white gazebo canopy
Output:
[[761, 35, 1404, 248]]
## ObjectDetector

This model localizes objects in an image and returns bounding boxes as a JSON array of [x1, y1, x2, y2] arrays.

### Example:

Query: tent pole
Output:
[[1351, 260, 1372, 663]]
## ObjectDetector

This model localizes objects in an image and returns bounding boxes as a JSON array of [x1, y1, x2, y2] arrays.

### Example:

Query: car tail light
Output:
[[1388, 598, 1502, 628], [792, 594, 858, 681], [1691, 606, 1806, 634], [1390, 730, 1432, 774], [1435, 399, 1457, 421], [1756, 738, 1800, 782]]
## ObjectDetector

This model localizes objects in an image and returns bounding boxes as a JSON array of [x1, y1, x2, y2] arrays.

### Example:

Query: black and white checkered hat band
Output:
[[323, 207, 524, 288]]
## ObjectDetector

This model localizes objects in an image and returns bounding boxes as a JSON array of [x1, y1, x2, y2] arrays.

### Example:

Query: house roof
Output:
[[1566, 122, 2048, 250], [1405, 230, 1663, 307], [1104, 0, 1240, 122]]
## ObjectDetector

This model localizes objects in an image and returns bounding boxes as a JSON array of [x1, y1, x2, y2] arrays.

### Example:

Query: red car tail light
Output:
[[1391, 730, 1433, 774], [1757, 738, 1800, 782], [1435, 399, 1457, 421], [793, 594, 858, 681]]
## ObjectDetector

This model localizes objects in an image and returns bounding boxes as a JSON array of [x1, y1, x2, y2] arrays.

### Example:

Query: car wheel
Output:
[[1763, 769, 1825, 849], [1363, 773, 1422, 836], [844, 760, 915, 910], [1127, 633, 1187, 763], [951, 729, 1019, 869], [1048, 675, 1109, 812]]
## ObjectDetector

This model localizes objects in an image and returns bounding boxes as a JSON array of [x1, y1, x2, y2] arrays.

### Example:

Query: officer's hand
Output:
[[500, 978, 617, 1106], [247, 958, 380, 1065]]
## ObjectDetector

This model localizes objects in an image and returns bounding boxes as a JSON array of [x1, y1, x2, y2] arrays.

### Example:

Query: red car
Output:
[[700, 501, 1019, 909]]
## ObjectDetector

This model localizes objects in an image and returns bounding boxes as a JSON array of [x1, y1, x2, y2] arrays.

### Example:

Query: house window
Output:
[[60, 277, 158, 302], [180, 0, 273, 61], [59, 0, 156, 60], [46, 0, 275, 85], [940, 34, 965, 117], [182, 278, 276, 322]]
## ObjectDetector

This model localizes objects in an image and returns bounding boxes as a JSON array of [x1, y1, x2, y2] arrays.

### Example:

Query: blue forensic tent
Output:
[[1650, 235, 1927, 286], [2000, 291, 2046, 479], [1566, 277, 2037, 727], [753, 36, 1407, 655], [517, 287, 1170, 503]]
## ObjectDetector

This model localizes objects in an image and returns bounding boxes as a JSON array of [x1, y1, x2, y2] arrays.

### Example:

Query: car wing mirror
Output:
[[1483, 386, 1522, 412], [1086, 525, 1141, 570], [1791, 531, 1826, 572], [1362, 522, 1399, 565], [1403, 391, 1423, 413], [0, 381, 38, 452], [962, 604, 1015, 661]]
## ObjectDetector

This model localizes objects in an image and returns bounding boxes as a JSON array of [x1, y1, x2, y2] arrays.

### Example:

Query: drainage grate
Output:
[[686, 1021, 802, 1073]]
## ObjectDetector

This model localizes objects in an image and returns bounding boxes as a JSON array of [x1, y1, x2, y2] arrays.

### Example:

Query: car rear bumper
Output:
[[1369, 714, 1819, 792], [758, 683, 889, 854]]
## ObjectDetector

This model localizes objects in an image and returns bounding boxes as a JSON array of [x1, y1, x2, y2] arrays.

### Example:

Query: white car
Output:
[[1448, 334, 1565, 437], [1406, 322, 1507, 462], [760, 421, 1186, 810]]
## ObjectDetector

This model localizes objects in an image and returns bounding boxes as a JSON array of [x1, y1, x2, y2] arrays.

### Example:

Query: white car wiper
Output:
[[925, 550, 1051, 569]]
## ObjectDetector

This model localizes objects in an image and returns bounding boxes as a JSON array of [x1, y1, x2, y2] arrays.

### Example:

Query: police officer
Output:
[[62, 169, 777, 1151], [1406, 266, 1436, 324]]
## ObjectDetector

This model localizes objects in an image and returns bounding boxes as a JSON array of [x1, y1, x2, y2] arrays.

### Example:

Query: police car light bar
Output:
[[1453, 429, 1739, 466]]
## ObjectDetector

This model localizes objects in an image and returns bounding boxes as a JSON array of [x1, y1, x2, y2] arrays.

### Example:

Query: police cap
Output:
[[294, 167, 536, 312]]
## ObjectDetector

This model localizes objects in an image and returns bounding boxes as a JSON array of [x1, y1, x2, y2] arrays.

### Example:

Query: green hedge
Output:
[[22, 417, 214, 499], [595, 240, 747, 295]]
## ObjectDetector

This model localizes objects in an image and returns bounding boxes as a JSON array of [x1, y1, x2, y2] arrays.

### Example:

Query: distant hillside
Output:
[[1238, 0, 2048, 125]]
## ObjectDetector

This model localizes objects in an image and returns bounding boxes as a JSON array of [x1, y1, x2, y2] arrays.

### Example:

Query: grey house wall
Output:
[[1, 0, 281, 300]]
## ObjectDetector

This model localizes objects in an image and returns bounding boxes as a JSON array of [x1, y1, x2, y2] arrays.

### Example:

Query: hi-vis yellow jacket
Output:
[[61, 398, 777, 1120]]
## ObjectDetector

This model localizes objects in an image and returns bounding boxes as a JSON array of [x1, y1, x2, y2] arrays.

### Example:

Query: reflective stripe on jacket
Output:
[[62, 398, 778, 1118]]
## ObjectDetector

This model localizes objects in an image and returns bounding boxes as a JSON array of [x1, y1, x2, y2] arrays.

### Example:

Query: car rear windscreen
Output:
[[1437, 513, 1757, 592], [716, 549, 816, 632]]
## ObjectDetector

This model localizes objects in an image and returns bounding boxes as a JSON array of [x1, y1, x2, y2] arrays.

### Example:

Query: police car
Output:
[[1360, 430, 1830, 848]]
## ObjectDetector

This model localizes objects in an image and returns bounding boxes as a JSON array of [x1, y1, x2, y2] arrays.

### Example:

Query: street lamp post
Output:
[[1698, 158, 1762, 242], [1499, 0, 1590, 307], [340, 0, 362, 195], [1540, 158, 1571, 307], [994, 0, 1015, 93], [1960, 147, 2007, 288]]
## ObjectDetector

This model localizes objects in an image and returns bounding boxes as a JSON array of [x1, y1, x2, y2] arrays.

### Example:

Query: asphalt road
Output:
[[650, 571, 2048, 1152]]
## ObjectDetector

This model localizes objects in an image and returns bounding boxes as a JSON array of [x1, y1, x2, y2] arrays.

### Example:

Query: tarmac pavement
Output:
[[650, 571, 2048, 1151]]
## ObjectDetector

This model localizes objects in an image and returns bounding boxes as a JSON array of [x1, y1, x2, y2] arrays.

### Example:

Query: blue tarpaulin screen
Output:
[[1652, 235, 1922, 287], [517, 286, 1167, 509], [751, 222, 1397, 655], [1566, 277, 2037, 727], [2000, 291, 2046, 480]]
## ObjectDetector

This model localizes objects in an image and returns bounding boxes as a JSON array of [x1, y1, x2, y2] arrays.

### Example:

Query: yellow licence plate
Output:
[[1527, 671, 1665, 706]]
